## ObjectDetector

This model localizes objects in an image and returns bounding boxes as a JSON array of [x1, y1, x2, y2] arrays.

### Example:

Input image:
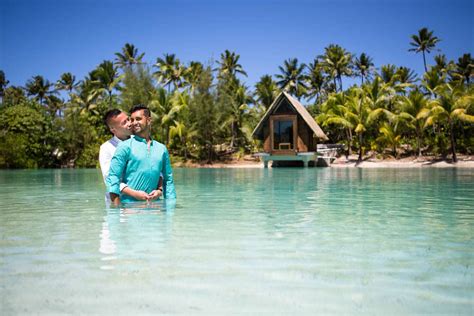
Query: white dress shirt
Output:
[[99, 136, 127, 201]]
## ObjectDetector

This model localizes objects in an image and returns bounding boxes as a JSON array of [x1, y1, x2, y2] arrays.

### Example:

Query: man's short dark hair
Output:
[[130, 105, 151, 117], [104, 109, 123, 128]]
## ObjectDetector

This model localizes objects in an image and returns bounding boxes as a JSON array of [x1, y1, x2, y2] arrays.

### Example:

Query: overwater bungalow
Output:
[[252, 91, 330, 167]]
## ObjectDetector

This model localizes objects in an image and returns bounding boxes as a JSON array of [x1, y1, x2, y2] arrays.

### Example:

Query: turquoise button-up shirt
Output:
[[106, 135, 176, 202]]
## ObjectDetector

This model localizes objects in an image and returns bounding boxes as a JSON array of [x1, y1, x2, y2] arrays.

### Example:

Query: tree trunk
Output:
[[358, 133, 363, 163], [416, 126, 422, 157], [230, 121, 235, 148], [422, 51, 428, 73], [346, 128, 353, 156], [449, 120, 457, 163]]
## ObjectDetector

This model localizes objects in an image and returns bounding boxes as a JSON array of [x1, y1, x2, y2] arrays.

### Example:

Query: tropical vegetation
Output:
[[0, 28, 472, 168]]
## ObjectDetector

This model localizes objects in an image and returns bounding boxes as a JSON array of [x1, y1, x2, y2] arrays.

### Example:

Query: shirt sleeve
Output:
[[99, 144, 111, 181], [106, 143, 130, 195], [162, 147, 176, 199]]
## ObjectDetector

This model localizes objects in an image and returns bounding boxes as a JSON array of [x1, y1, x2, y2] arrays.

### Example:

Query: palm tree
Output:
[[345, 88, 385, 162], [44, 95, 64, 117], [275, 58, 308, 99], [379, 64, 398, 85], [154, 54, 186, 92], [24, 75, 57, 105], [90, 60, 122, 107], [215, 50, 247, 79], [451, 53, 473, 85], [306, 59, 328, 104], [254, 75, 278, 110], [409, 27, 441, 72], [398, 90, 429, 157], [56, 72, 79, 93], [424, 83, 474, 162], [0, 70, 9, 103], [319, 44, 353, 92], [317, 92, 354, 156], [376, 121, 403, 158], [396, 67, 418, 85], [422, 67, 445, 97], [184, 61, 204, 94], [224, 84, 253, 148], [169, 120, 196, 160], [115, 43, 145, 68], [354, 53, 374, 85], [68, 78, 101, 117]]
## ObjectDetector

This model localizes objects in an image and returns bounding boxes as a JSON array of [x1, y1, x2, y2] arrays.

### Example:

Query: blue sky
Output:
[[1, 0, 472, 91]]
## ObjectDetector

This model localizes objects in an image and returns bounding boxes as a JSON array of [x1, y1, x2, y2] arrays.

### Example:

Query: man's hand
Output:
[[122, 187, 150, 201], [110, 193, 121, 206], [148, 189, 163, 201], [132, 190, 151, 201]]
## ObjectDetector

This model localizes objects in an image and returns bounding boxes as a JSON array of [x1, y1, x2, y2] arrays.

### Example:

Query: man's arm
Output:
[[162, 147, 176, 199], [100, 142, 129, 192], [105, 143, 130, 201], [99, 144, 112, 180]]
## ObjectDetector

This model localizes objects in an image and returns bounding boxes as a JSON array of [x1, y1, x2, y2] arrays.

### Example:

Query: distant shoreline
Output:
[[173, 155, 474, 169]]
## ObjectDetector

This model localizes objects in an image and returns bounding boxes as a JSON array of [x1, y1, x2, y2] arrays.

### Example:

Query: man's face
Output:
[[109, 112, 132, 139], [131, 110, 151, 135]]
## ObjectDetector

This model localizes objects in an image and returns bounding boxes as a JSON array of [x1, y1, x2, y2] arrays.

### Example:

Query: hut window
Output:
[[273, 120, 294, 150]]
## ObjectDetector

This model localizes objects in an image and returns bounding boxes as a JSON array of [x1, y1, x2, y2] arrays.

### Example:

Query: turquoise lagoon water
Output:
[[1, 168, 473, 315]]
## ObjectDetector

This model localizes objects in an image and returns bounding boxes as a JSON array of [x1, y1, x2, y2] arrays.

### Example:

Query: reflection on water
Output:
[[99, 200, 176, 270], [0, 168, 473, 314]]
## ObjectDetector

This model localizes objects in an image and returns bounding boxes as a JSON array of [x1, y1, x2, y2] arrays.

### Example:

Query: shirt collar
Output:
[[109, 136, 121, 147], [133, 134, 153, 144]]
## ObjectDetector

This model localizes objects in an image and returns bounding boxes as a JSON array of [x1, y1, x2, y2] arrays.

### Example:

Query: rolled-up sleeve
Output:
[[162, 147, 176, 199], [106, 143, 129, 195]]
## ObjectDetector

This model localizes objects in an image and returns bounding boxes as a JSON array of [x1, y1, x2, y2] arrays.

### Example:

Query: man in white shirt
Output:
[[99, 108, 163, 204], [99, 109, 133, 202]]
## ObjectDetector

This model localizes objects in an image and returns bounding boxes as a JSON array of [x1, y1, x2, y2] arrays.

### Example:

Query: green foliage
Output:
[[1, 31, 472, 169], [0, 102, 51, 168]]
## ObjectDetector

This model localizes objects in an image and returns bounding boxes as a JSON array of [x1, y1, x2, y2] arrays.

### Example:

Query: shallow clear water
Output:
[[1, 168, 473, 315]]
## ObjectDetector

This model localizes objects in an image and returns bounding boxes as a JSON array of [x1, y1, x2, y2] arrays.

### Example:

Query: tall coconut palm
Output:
[[306, 59, 328, 104], [69, 78, 101, 117], [409, 27, 441, 72], [56, 72, 79, 93], [254, 75, 278, 110], [398, 90, 429, 157], [215, 50, 247, 79], [423, 84, 474, 162], [354, 53, 375, 85], [224, 84, 253, 148], [154, 54, 186, 92], [91, 60, 122, 107], [319, 44, 353, 92], [275, 58, 308, 99], [184, 61, 204, 94], [451, 53, 473, 85], [115, 43, 145, 68], [24, 75, 57, 105]]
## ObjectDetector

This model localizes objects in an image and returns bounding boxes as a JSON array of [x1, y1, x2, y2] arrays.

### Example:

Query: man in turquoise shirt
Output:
[[106, 105, 176, 204]]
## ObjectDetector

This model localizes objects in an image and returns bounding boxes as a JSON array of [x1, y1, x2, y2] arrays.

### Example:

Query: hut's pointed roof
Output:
[[252, 91, 328, 141]]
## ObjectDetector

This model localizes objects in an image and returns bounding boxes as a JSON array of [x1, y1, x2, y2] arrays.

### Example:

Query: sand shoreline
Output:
[[174, 155, 474, 169]]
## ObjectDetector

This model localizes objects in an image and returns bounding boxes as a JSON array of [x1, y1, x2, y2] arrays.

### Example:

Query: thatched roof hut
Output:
[[252, 91, 328, 156]]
